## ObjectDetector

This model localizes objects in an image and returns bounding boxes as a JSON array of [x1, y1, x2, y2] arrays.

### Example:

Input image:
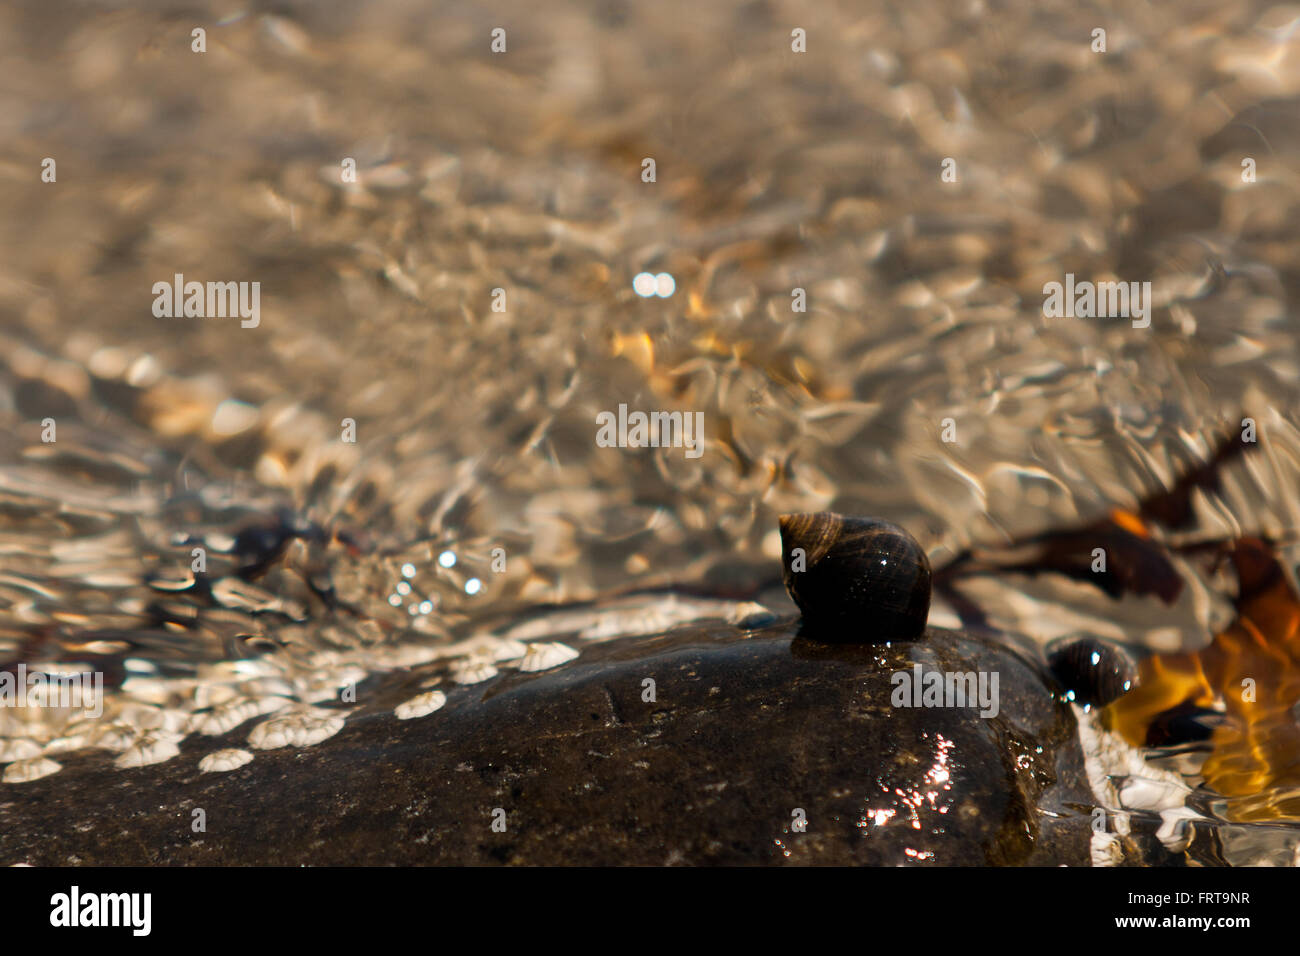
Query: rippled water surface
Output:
[[2, 0, 1300, 862]]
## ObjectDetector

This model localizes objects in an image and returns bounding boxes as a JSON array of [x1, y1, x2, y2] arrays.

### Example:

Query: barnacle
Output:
[[518, 642, 580, 672], [199, 749, 254, 773], [394, 690, 447, 720]]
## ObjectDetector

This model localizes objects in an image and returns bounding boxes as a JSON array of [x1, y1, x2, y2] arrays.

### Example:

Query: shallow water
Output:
[[2, 0, 1300, 863]]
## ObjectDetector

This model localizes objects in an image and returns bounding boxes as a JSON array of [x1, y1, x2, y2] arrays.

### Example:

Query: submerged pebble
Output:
[[1047, 636, 1137, 708], [728, 601, 778, 629]]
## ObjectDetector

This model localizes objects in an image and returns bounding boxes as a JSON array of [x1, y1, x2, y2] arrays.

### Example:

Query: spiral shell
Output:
[[779, 513, 931, 641]]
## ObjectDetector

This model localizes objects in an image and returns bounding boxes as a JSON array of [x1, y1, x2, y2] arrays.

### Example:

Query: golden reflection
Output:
[[1106, 539, 1300, 821]]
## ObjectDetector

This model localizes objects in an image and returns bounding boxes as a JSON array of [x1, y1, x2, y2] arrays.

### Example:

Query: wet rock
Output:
[[0, 619, 1095, 865]]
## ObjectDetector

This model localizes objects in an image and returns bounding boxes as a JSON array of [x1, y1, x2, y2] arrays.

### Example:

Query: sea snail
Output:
[[779, 513, 931, 641]]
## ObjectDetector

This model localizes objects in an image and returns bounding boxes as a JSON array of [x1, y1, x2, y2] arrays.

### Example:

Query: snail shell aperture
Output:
[[779, 513, 931, 641]]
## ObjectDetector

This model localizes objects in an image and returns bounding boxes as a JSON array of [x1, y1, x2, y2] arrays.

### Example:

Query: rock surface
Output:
[[0, 618, 1095, 865]]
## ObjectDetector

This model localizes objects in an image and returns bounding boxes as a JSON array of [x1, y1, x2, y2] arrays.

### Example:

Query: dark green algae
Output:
[[0, 618, 1100, 865]]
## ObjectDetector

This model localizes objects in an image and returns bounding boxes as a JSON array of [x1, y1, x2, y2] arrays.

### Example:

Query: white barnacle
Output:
[[252, 695, 294, 717], [114, 731, 183, 769], [292, 712, 345, 746], [199, 748, 254, 773], [394, 690, 447, 720], [451, 658, 499, 685], [43, 718, 100, 754], [518, 641, 580, 673], [294, 667, 363, 705], [239, 677, 296, 700], [121, 705, 190, 734], [489, 638, 529, 662], [3, 757, 62, 783], [450, 635, 527, 664], [90, 723, 140, 753], [247, 708, 344, 750], [0, 738, 44, 762], [194, 683, 238, 710], [190, 697, 260, 735], [247, 714, 296, 750], [42, 734, 91, 756]]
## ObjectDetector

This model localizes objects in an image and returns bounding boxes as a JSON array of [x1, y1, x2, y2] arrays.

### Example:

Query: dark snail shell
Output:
[[779, 513, 931, 641], [1046, 636, 1137, 708]]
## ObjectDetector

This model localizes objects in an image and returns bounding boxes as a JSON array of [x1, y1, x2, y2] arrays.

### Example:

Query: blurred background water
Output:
[[2, 0, 1300, 859]]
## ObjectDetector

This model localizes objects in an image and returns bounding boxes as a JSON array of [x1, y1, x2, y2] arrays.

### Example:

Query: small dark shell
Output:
[[1047, 636, 1138, 708], [779, 512, 931, 641]]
